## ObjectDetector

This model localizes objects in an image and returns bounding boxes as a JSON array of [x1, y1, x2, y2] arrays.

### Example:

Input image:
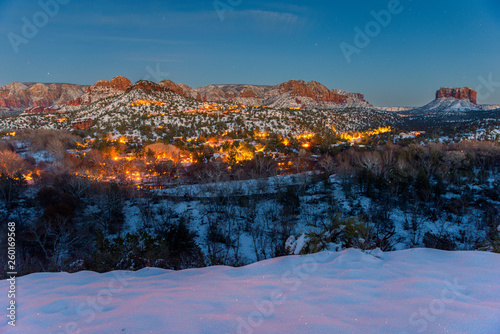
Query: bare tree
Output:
[[46, 138, 66, 159], [403, 204, 426, 247], [25, 216, 83, 268], [319, 155, 336, 176], [355, 151, 383, 175], [64, 175, 92, 200]]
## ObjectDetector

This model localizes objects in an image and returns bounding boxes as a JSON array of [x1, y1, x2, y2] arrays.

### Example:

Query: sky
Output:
[[0, 0, 499, 107]]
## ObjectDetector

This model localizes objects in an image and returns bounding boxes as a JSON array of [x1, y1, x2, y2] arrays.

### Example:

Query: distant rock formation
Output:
[[405, 87, 482, 114], [436, 87, 477, 104], [376, 106, 413, 112], [158, 79, 370, 108], [0, 82, 87, 112], [0, 76, 372, 114], [190, 85, 240, 102], [263, 80, 370, 109], [481, 104, 500, 111], [177, 80, 370, 109]]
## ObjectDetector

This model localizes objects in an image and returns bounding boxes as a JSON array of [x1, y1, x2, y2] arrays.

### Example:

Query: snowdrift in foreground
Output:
[[2, 249, 499, 334]]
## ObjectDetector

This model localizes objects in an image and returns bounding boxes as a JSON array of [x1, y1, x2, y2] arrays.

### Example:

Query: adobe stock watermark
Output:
[[213, 0, 242, 22], [142, 63, 170, 82], [236, 251, 331, 334], [7, 0, 71, 54], [401, 278, 467, 334], [340, 0, 405, 64], [6, 222, 17, 327], [55, 271, 129, 334], [476, 73, 500, 101]]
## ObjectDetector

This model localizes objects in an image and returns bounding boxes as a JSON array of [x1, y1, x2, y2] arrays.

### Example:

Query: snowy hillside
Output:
[[1, 249, 499, 334], [0, 81, 399, 140], [411, 97, 482, 113], [375, 106, 413, 112]]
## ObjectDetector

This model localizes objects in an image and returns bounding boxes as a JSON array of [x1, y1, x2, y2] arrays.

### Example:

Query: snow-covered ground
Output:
[[2, 248, 499, 334]]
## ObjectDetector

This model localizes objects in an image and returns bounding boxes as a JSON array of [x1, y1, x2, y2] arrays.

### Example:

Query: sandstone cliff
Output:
[[436, 87, 477, 104]]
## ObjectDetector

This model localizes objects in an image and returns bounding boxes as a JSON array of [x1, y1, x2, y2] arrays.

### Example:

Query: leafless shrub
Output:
[[442, 150, 466, 165], [16, 129, 77, 153]]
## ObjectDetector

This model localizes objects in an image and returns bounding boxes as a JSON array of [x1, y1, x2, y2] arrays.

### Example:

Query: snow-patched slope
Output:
[[1, 249, 499, 334], [412, 97, 482, 113], [263, 91, 372, 110]]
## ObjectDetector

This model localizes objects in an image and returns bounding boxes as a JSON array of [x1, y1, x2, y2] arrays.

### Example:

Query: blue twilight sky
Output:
[[0, 0, 499, 107]]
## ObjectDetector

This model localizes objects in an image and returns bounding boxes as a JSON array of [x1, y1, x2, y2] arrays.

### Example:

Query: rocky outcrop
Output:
[[238, 88, 258, 98], [67, 98, 83, 106], [72, 119, 92, 130], [89, 76, 131, 92], [0, 99, 23, 108], [436, 87, 477, 104], [126, 80, 174, 93], [270, 80, 348, 104], [71, 76, 131, 106], [24, 106, 60, 114], [158, 79, 191, 97], [104, 76, 131, 91]]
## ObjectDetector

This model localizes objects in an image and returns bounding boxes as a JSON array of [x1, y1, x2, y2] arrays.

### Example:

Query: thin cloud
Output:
[[126, 57, 183, 63], [237, 10, 300, 24], [97, 36, 193, 45]]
